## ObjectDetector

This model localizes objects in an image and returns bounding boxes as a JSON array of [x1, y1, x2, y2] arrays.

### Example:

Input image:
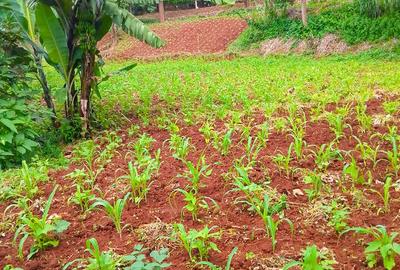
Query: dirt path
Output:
[[99, 18, 247, 60]]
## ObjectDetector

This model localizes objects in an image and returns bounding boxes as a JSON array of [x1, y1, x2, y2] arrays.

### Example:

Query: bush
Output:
[[0, 17, 39, 168], [231, 4, 400, 50]]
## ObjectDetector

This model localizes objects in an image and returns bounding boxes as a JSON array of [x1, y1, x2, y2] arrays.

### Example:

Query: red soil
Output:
[[2, 98, 400, 269], [99, 18, 247, 60]]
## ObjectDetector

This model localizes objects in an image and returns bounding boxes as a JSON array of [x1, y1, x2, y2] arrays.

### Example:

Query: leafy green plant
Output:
[[180, 155, 212, 193], [342, 225, 400, 270], [68, 183, 96, 214], [256, 122, 270, 147], [382, 126, 400, 176], [212, 128, 234, 156], [283, 245, 337, 270], [244, 136, 263, 166], [326, 106, 350, 139], [287, 111, 306, 160], [354, 136, 380, 168], [64, 238, 170, 270], [174, 223, 221, 262], [199, 121, 215, 144], [91, 193, 130, 235], [383, 100, 400, 114], [196, 247, 238, 270], [173, 188, 218, 221], [13, 186, 70, 259], [322, 200, 350, 233], [20, 160, 39, 198], [356, 103, 372, 133]]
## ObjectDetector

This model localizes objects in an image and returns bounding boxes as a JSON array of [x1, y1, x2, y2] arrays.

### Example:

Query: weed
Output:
[[322, 200, 350, 233]]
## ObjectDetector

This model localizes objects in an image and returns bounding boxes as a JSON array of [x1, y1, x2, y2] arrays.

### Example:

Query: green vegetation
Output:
[[231, 4, 400, 50]]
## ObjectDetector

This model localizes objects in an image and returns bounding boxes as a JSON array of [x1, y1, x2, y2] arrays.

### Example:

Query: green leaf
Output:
[[35, 3, 68, 78], [0, 119, 18, 133], [103, 2, 164, 48], [53, 219, 70, 233]]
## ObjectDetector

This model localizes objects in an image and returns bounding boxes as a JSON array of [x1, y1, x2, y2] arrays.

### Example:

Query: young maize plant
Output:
[[382, 126, 400, 176], [303, 170, 323, 201], [91, 193, 130, 235], [174, 223, 221, 263], [342, 156, 365, 186], [368, 176, 392, 214], [68, 182, 96, 213], [244, 136, 263, 167], [196, 247, 238, 270], [272, 143, 293, 177], [287, 110, 306, 160], [20, 160, 39, 199], [180, 154, 212, 193], [13, 186, 70, 259], [322, 199, 350, 233], [199, 121, 215, 144], [354, 136, 380, 169], [169, 133, 191, 160], [256, 122, 270, 147], [283, 245, 337, 270], [311, 142, 342, 172], [355, 103, 372, 133], [255, 194, 293, 252]]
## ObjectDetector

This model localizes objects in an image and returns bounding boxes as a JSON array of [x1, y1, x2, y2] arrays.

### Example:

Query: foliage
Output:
[[231, 4, 400, 50], [91, 193, 130, 235], [283, 245, 337, 270], [0, 18, 40, 168], [64, 238, 170, 270], [174, 223, 221, 262], [13, 186, 70, 259], [343, 225, 400, 269]]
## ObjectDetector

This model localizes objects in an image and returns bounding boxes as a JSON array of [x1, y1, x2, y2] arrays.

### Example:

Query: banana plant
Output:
[[1, 0, 163, 135]]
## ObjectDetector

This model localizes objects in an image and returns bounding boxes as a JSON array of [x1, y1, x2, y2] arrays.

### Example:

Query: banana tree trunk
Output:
[[301, 0, 308, 26], [33, 48, 58, 127], [80, 52, 95, 137], [159, 0, 165, 22]]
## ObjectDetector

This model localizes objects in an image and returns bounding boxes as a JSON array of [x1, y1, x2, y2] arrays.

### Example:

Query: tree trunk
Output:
[[159, 0, 165, 22], [195, 0, 198, 9], [80, 52, 95, 137], [33, 49, 58, 127], [301, 0, 308, 27], [111, 24, 118, 47]]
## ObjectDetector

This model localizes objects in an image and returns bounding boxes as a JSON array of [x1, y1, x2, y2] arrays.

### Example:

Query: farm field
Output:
[[2, 54, 400, 269]]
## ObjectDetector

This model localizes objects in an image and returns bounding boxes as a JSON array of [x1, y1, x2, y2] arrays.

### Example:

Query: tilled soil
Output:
[[2, 98, 400, 269], [99, 18, 247, 60]]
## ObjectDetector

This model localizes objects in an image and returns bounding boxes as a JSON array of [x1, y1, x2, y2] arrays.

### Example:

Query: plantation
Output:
[[2, 0, 400, 269]]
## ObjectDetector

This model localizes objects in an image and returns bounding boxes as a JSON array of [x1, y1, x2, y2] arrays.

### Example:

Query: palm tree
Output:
[[1, 0, 163, 135]]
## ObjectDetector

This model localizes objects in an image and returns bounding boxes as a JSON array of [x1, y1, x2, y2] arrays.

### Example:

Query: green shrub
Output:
[[231, 4, 400, 50]]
